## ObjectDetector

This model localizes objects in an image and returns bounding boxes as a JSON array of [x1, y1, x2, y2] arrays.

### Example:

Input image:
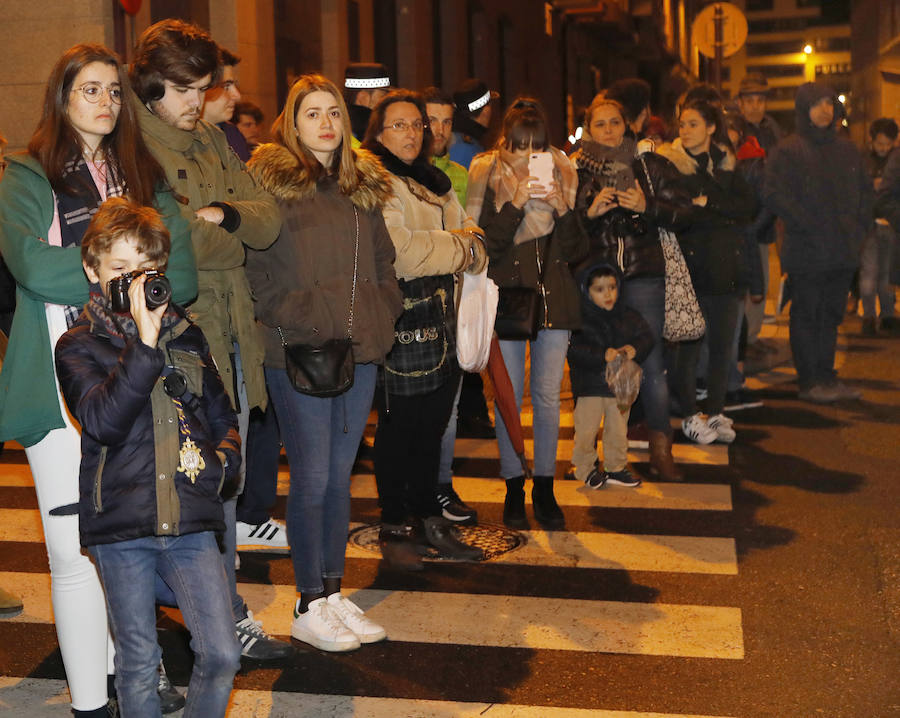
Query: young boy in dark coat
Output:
[[54, 197, 243, 717], [567, 264, 654, 488]]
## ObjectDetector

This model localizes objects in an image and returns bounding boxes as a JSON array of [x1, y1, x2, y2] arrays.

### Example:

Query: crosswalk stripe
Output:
[[0, 508, 736, 575], [0, 677, 737, 718], [347, 475, 733, 511], [1, 573, 743, 659]]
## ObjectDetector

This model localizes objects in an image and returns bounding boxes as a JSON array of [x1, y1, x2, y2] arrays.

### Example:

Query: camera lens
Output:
[[144, 274, 172, 309]]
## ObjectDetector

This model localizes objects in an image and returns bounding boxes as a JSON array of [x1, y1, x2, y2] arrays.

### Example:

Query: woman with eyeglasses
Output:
[[247, 74, 402, 650], [572, 95, 692, 481], [467, 97, 588, 530], [0, 44, 196, 717], [362, 90, 488, 570]]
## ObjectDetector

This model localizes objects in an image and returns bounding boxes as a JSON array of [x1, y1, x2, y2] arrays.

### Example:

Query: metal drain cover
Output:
[[348, 522, 525, 561]]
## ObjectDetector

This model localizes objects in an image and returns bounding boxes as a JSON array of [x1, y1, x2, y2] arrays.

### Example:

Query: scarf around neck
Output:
[[466, 145, 578, 245], [366, 140, 452, 196]]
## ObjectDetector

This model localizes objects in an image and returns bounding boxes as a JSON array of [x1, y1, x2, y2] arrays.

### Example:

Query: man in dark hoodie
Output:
[[567, 265, 653, 489], [763, 82, 872, 404]]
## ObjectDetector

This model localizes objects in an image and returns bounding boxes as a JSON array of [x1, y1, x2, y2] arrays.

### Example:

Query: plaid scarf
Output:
[[466, 146, 577, 246]]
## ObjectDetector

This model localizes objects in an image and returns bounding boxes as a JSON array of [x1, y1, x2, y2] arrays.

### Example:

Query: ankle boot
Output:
[[531, 476, 565, 530], [648, 430, 683, 481], [378, 522, 424, 571], [503, 476, 529, 529]]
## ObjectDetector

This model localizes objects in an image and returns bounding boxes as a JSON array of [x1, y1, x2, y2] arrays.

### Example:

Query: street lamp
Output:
[[803, 44, 813, 55], [838, 94, 846, 104]]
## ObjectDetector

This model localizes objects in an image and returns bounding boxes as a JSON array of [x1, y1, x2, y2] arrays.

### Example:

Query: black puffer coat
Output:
[[657, 139, 757, 296], [574, 150, 693, 281], [567, 264, 654, 398], [55, 296, 241, 547]]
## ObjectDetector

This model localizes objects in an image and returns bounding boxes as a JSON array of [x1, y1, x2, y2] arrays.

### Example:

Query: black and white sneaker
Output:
[[235, 519, 289, 552], [235, 610, 294, 660], [584, 467, 607, 490], [604, 467, 642, 488], [435, 486, 478, 525], [158, 661, 185, 714]]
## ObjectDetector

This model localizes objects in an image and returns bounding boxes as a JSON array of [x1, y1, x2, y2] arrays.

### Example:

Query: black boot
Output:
[[378, 521, 424, 571], [531, 476, 565, 530], [422, 516, 484, 561], [503, 476, 529, 529]]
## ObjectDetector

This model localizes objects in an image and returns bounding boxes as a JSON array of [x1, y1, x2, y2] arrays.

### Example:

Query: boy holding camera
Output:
[[54, 197, 242, 716]]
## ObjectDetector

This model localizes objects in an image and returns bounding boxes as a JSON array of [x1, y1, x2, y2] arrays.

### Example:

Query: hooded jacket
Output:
[[567, 264, 653, 398], [55, 297, 241, 547], [135, 93, 281, 411], [0, 153, 198, 447], [657, 138, 757, 295], [762, 82, 873, 274], [246, 144, 403, 367]]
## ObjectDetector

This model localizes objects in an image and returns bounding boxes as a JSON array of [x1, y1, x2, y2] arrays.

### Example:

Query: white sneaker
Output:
[[235, 519, 290, 552], [681, 413, 717, 444], [291, 598, 360, 652], [707, 414, 736, 443], [326, 593, 387, 644]]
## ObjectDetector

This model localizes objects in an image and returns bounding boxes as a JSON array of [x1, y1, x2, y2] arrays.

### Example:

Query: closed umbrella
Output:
[[485, 335, 531, 479]]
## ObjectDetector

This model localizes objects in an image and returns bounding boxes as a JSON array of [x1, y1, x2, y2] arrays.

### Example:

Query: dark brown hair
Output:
[[499, 97, 549, 151], [362, 90, 434, 162], [270, 74, 360, 194], [234, 101, 263, 124], [82, 196, 170, 271], [130, 19, 221, 104], [680, 99, 733, 153], [27, 43, 165, 208]]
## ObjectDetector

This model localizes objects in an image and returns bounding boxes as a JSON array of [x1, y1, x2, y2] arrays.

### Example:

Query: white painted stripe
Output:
[[1, 574, 743, 659], [348, 475, 733, 511], [0, 677, 737, 717], [344, 523, 737, 575]]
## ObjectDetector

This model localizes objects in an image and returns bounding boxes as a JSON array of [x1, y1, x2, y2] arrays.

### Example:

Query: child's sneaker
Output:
[[707, 414, 736, 443], [682, 413, 717, 444], [584, 467, 608, 490], [604, 467, 642, 487]]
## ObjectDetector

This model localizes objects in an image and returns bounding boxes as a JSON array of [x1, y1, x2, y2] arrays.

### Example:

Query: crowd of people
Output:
[[0, 16, 894, 718]]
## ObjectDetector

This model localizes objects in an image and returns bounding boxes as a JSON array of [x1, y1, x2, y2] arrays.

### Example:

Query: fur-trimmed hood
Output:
[[248, 142, 393, 210], [656, 137, 735, 176]]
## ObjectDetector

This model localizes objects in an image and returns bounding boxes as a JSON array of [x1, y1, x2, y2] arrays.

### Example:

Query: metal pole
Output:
[[713, 3, 723, 93]]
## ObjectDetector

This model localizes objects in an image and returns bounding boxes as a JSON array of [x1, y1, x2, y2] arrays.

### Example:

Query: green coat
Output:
[[136, 99, 281, 411], [0, 154, 198, 446], [432, 154, 469, 208]]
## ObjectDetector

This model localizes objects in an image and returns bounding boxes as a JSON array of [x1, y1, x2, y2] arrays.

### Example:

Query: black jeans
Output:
[[374, 376, 458, 525], [789, 269, 854, 390], [236, 399, 281, 526], [674, 292, 742, 416]]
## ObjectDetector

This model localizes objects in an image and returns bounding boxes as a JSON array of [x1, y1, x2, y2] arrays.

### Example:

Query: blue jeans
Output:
[[266, 363, 376, 594], [620, 277, 671, 433], [495, 328, 569, 478], [90, 533, 241, 718], [437, 375, 464, 486], [860, 223, 896, 318]]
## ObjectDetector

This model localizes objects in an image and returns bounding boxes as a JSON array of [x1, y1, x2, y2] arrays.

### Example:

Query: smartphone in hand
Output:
[[528, 151, 554, 198]]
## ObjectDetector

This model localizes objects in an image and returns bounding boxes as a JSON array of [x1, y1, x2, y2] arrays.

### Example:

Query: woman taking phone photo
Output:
[[572, 95, 692, 481], [657, 99, 756, 444], [467, 98, 588, 530], [0, 44, 196, 716], [247, 74, 402, 651]]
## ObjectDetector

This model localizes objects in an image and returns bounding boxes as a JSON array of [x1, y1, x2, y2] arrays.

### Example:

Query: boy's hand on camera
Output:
[[130, 275, 167, 348]]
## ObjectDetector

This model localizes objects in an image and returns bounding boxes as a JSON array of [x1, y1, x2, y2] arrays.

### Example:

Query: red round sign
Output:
[[119, 0, 141, 14]]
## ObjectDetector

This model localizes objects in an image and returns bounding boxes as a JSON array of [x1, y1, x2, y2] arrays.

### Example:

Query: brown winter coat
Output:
[[246, 144, 403, 366]]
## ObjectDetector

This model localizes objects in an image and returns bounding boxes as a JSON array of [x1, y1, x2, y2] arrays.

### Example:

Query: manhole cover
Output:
[[349, 522, 525, 561]]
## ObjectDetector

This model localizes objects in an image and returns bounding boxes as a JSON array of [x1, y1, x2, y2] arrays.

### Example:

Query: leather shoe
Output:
[[379, 522, 424, 571], [422, 516, 484, 561]]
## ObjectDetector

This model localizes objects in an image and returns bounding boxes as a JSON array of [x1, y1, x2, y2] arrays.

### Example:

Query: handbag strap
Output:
[[277, 205, 360, 347]]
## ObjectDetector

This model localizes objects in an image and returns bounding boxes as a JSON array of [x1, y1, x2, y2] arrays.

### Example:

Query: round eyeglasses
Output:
[[73, 82, 123, 105]]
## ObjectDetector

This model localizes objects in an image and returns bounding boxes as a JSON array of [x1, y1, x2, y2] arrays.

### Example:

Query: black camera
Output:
[[108, 269, 172, 313]]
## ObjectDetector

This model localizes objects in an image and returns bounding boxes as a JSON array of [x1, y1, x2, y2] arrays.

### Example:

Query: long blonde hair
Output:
[[272, 73, 359, 194]]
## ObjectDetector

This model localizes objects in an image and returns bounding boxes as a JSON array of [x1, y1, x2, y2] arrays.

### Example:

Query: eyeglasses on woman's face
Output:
[[382, 119, 426, 134], [72, 82, 123, 105]]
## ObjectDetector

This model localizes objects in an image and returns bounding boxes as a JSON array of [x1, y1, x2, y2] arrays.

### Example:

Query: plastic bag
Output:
[[605, 352, 643, 413], [456, 269, 499, 372]]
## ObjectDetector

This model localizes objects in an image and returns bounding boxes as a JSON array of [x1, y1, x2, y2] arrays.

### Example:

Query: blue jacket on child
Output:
[[567, 264, 654, 399], [55, 293, 241, 547]]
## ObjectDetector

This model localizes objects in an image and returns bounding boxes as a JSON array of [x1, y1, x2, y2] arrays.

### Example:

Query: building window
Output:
[[746, 64, 805, 78]]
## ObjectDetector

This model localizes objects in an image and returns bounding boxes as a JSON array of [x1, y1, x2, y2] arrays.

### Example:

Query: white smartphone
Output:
[[528, 151, 554, 198]]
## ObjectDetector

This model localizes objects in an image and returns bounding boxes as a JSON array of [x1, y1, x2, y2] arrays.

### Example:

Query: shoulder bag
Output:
[[277, 207, 358, 397]]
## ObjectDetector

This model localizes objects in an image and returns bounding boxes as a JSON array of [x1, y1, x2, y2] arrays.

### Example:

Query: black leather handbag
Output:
[[494, 287, 541, 341], [278, 208, 359, 397]]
